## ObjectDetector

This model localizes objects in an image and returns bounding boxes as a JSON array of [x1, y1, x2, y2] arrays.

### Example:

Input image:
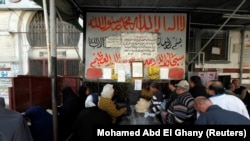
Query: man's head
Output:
[[194, 96, 213, 114], [189, 75, 202, 88], [175, 80, 190, 94], [232, 79, 240, 88], [227, 83, 236, 91], [168, 80, 181, 91], [205, 80, 225, 96], [150, 82, 160, 93]]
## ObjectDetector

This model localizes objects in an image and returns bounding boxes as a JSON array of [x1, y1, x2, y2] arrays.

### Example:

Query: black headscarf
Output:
[[25, 105, 53, 141]]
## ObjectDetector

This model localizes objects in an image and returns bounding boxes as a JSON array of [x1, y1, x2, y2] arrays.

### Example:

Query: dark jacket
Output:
[[195, 105, 250, 125], [0, 97, 33, 141], [70, 107, 112, 141], [58, 87, 82, 141]]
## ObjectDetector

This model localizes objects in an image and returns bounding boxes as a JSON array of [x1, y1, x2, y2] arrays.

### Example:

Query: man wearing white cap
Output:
[[161, 80, 196, 124]]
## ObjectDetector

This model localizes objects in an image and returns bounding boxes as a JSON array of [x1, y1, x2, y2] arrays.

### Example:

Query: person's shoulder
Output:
[[224, 93, 241, 99], [223, 94, 246, 103], [1, 108, 24, 119], [240, 86, 247, 89]]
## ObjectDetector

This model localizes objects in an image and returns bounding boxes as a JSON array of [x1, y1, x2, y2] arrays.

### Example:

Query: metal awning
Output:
[[71, 0, 250, 30]]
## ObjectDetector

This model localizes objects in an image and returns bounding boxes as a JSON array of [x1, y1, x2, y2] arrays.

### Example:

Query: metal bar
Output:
[[239, 30, 245, 83], [42, 0, 51, 77], [188, 0, 246, 66], [50, 0, 58, 141]]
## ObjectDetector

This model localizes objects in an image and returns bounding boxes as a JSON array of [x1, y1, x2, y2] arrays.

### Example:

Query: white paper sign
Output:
[[105, 36, 121, 47], [212, 47, 220, 55], [117, 70, 126, 82], [115, 63, 131, 75], [160, 68, 169, 79], [120, 33, 158, 60], [102, 68, 112, 79], [134, 79, 142, 90]]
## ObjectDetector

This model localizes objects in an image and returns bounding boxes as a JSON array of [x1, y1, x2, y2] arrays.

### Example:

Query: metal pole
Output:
[[239, 30, 245, 83], [50, 0, 58, 141], [42, 0, 51, 76], [188, 0, 246, 66]]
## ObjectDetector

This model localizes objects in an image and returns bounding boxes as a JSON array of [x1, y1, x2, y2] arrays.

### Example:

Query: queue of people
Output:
[[53, 78, 250, 129], [58, 83, 127, 140], [138, 76, 250, 125], [160, 77, 250, 125], [1, 76, 250, 141], [0, 83, 128, 141]]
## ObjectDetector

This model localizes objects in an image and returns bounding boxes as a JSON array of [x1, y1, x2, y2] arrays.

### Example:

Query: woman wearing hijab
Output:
[[58, 86, 82, 141], [24, 105, 53, 141], [70, 93, 112, 141], [98, 84, 127, 124], [78, 85, 88, 109]]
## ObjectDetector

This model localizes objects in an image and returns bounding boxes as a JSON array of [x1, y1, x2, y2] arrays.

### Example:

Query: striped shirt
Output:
[[149, 91, 163, 114], [166, 92, 196, 124]]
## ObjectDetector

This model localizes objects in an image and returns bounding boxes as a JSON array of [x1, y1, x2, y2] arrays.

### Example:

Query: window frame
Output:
[[188, 28, 229, 63]]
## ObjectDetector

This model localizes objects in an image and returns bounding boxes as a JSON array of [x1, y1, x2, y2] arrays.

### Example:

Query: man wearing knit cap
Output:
[[98, 84, 127, 124], [161, 80, 196, 124]]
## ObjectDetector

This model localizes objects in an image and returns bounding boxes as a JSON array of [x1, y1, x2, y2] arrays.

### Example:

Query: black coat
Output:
[[70, 107, 112, 141], [58, 87, 82, 141], [195, 105, 250, 125], [25, 105, 53, 141]]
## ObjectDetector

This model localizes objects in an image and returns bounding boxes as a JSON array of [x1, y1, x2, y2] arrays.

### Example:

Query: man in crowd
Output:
[[0, 97, 33, 141], [161, 80, 196, 124], [205, 80, 249, 119], [194, 96, 250, 125]]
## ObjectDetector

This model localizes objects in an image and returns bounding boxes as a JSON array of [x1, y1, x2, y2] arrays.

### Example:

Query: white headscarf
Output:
[[85, 93, 99, 108], [101, 84, 114, 99]]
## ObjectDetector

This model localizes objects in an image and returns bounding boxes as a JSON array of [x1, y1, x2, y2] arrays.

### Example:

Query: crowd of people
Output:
[[128, 76, 250, 125], [1, 76, 250, 141], [155, 77, 250, 125]]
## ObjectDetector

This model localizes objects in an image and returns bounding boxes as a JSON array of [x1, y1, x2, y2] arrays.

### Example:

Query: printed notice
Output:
[[120, 33, 158, 60]]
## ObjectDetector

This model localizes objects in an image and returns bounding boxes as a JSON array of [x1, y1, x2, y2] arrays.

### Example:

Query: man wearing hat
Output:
[[161, 80, 196, 124]]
